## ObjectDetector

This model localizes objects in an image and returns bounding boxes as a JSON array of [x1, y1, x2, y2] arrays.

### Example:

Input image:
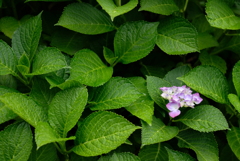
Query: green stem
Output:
[[183, 0, 189, 12], [114, 0, 121, 6], [11, 0, 18, 19]]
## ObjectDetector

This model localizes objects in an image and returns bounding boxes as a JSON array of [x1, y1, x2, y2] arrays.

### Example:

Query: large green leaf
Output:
[[139, 0, 178, 15], [177, 129, 218, 161], [56, 3, 116, 35], [227, 126, 240, 160], [35, 122, 75, 149], [156, 16, 199, 55], [0, 75, 17, 89], [141, 116, 178, 147], [165, 147, 196, 161], [0, 16, 19, 38], [199, 51, 226, 74], [48, 87, 88, 138], [29, 47, 67, 75], [113, 21, 159, 65], [0, 93, 47, 127], [69, 49, 113, 87], [12, 12, 42, 60], [228, 94, 240, 113], [0, 40, 18, 76], [232, 60, 240, 96], [178, 65, 229, 104], [28, 143, 58, 161], [0, 122, 32, 161], [197, 33, 219, 50], [138, 143, 168, 161], [89, 77, 142, 110], [97, 0, 138, 20], [0, 86, 19, 124], [175, 105, 229, 132], [108, 152, 140, 161], [206, 0, 240, 30], [73, 111, 140, 156], [146, 76, 171, 110]]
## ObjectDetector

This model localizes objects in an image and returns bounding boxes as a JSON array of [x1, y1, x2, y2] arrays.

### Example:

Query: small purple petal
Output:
[[169, 110, 181, 118], [192, 93, 203, 104], [166, 101, 180, 111]]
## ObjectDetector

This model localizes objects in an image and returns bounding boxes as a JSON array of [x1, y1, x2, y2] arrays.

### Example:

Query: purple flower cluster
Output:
[[160, 85, 203, 118]]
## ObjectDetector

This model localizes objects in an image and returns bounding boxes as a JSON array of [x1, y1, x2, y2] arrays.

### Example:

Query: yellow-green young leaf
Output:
[[103, 47, 118, 66], [141, 116, 178, 147], [199, 51, 226, 74], [0, 16, 20, 38], [0, 40, 18, 76], [69, 49, 113, 87], [0, 86, 19, 124], [138, 143, 168, 161], [28, 143, 58, 161], [12, 12, 42, 60], [56, 3, 116, 35], [109, 153, 140, 161], [73, 111, 140, 156], [29, 47, 67, 75], [178, 65, 229, 104], [197, 33, 219, 50], [97, 0, 138, 20], [206, 0, 240, 30], [0, 122, 32, 161], [156, 16, 199, 55], [165, 147, 195, 161], [113, 21, 159, 65], [35, 122, 76, 149], [232, 60, 240, 96], [48, 87, 88, 138], [89, 77, 142, 111], [175, 105, 229, 132], [227, 126, 240, 160], [139, 0, 178, 15], [146, 76, 171, 110], [17, 53, 30, 75], [228, 94, 240, 113], [0, 93, 47, 127], [177, 130, 218, 161]]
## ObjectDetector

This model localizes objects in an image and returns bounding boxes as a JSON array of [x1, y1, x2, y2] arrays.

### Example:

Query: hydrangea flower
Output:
[[160, 85, 203, 118]]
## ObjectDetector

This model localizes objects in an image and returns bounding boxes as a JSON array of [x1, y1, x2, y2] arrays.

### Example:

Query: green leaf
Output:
[[228, 94, 240, 113], [175, 105, 229, 132], [109, 152, 140, 161], [56, 3, 116, 35], [0, 86, 19, 124], [48, 87, 88, 138], [69, 49, 113, 87], [0, 40, 17, 75], [29, 78, 59, 109], [227, 126, 240, 160], [0, 93, 47, 127], [70, 153, 97, 161], [0, 122, 32, 161], [29, 47, 67, 75], [139, 0, 178, 15], [28, 143, 58, 161], [103, 47, 118, 66], [164, 65, 191, 86], [97, 0, 138, 20], [0, 75, 17, 89], [146, 76, 171, 109], [73, 111, 140, 156], [177, 129, 218, 161], [141, 116, 178, 147], [197, 33, 219, 50], [17, 53, 30, 75], [232, 60, 240, 96], [138, 143, 168, 161], [178, 65, 229, 104], [199, 51, 226, 74], [156, 16, 199, 55], [12, 12, 42, 59], [50, 28, 89, 56], [113, 21, 158, 64], [35, 122, 76, 149], [165, 147, 196, 161], [89, 77, 142, 110], [206, 0, 240, 30], [0, 16, 20, 38]]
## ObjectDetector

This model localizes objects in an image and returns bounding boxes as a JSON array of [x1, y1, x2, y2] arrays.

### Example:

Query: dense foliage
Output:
[[0, 0, 240, 160]]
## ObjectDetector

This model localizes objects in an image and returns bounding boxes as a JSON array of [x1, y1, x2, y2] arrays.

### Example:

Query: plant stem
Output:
[[115, 0, 121, 6], [183, 0, 189, 12]]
